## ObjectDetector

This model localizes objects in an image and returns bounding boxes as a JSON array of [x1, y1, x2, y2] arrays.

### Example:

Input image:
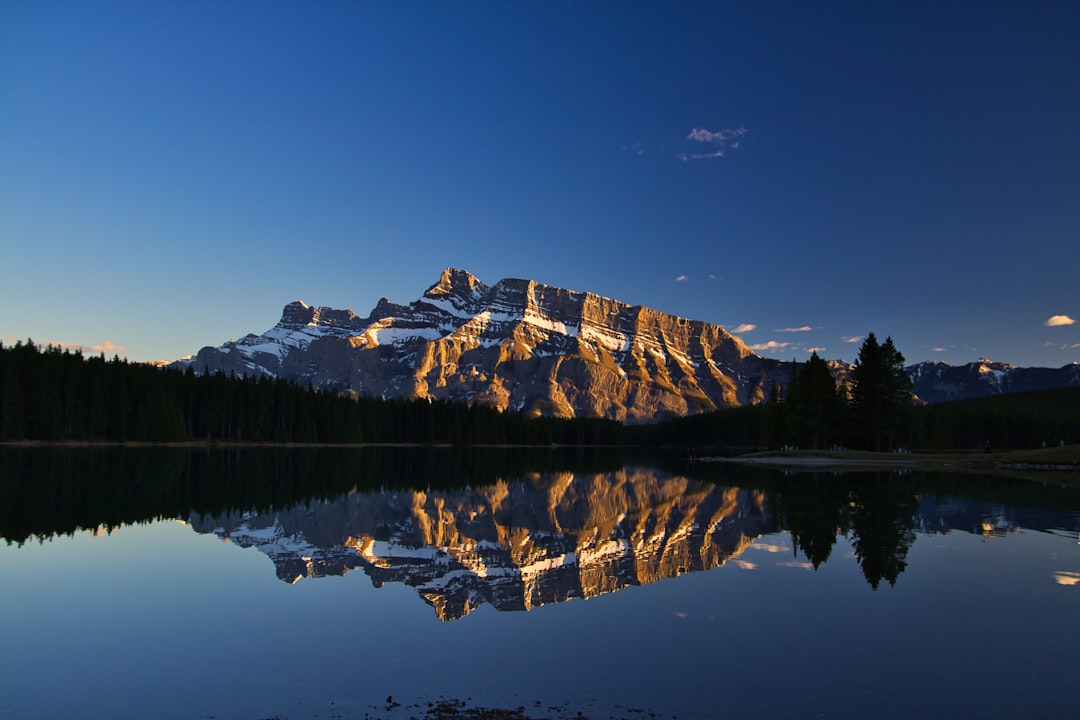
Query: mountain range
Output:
[[175, 268, 1079, 420]]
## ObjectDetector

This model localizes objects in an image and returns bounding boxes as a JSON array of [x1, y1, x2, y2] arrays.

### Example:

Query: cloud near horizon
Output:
[[731, 323, 756, 334], [749, 340, 790, 352], [680, 126, 748, 161], [842, 335, 864, 343], [1045, 314, 1076, 327], [776, 325, 812, 333]]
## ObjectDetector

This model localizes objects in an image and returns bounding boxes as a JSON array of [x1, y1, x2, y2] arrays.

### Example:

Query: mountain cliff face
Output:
[[907, 359, 1080, 403], [176, 268, 789, 422], [188, 468, 773, 621]]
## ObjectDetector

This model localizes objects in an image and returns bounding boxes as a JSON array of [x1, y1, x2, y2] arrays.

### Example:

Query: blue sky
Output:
[[2, 1, 1078, 368]]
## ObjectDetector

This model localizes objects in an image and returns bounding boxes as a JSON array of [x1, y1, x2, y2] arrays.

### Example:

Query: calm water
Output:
[[1, 448, 1078, 719]]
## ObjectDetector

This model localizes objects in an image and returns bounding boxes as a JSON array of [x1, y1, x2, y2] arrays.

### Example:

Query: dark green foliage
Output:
[[781, 352, 845, 449], [849, 333, 914, 450], [0, 341, 624, 446], [3, 338, 1074, 453], [907, 386, 1080, 451]]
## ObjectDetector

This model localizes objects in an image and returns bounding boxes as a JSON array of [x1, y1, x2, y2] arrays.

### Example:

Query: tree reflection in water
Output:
[[4, 447, 1077, 606]]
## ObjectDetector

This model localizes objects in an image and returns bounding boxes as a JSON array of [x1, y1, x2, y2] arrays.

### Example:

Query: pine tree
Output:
[[849, 333, 913, 450]]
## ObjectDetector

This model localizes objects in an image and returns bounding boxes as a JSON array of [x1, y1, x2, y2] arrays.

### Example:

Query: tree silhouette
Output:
[[847, 474, 919, 589], [849, 333, 913, 450]]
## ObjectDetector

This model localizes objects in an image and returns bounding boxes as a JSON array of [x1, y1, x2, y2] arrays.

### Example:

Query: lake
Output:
[[1, 448, 1078, 719]]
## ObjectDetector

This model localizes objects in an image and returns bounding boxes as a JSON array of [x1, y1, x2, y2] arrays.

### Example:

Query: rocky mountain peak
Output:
[[427, 267, 487, 300], [280, 300, 317, 327]]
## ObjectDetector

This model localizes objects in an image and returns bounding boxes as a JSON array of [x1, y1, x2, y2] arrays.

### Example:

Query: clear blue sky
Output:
[[3, 1, 1078, 368]]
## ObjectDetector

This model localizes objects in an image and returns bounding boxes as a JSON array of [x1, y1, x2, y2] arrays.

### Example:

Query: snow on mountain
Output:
[[172, 267, 1080, 418], [173, 267, 788, 422]]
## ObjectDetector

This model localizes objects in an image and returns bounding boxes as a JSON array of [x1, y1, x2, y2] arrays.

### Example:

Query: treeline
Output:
[[633, 380, 1080, 452], [0, 341, 622, 445], [2, 338, 1076, 451]]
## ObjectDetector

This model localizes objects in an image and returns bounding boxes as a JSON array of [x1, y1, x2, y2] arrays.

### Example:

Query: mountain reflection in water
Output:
[[190, 469, 771, 620], [4, 447, 1079, 622], [185, 465, 1080, 620]]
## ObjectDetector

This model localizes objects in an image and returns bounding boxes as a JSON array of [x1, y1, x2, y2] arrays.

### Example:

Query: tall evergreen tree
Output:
[[789, 352, 844, 449], [849, 333, 913, 450]]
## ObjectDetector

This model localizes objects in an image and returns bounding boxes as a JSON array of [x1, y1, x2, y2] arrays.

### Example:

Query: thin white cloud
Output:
[[707, 273, 717, 280], [731, 323, 757, 334], [749, 542, 791, 554], [776, 326, 813, 333], [842, 335, 864, 344], [1045, 314, 1076, 327], [807, 346, 826, 354], [675, 274, 689, 282], [681, 126, 748, 160], [731, 559, 757, 570], [932, 347, 947, 352], [777, 561, 814, 570], [749, 340, 790, 352]]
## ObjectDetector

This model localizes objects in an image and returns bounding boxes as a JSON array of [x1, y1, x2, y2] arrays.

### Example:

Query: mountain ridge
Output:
[[174, 268, 1079, 419], [176, 268, 789, 422]]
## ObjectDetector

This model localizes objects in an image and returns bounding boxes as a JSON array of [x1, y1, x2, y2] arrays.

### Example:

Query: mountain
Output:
[[174, 267, 1079, 420], [907, 359, 1080, 403], [188, 468, 773, 621], [176, 268, 790, 422]]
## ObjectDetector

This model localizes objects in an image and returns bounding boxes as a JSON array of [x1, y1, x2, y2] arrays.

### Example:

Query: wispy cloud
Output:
[[731, 560, 757, 570], [749, 340, 790, 352], [776, 326, 812, 333], [807, 346, 826, 354], [675, 274, 689, 282], [679, 126, 748, 161], [1045, 314, 1076, 327], [842, 335, 864, 344], [707, 273, 717, 280], [932, 347, 947, 352], [731, 323, 756, 334], [749, 542, 791, 554], [777, 561, 814, 570]]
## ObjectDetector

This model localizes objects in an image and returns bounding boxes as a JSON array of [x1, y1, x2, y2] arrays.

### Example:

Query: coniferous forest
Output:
[[1, 339, 1076, 451], [0, 341, 622, 445]]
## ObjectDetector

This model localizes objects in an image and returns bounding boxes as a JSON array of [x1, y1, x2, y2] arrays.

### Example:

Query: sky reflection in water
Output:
[[2, 457, 1079, 720]]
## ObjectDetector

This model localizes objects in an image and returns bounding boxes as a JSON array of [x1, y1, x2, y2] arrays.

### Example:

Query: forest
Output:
[[1, 338, 1076, 451], [0, 340, 622, 445]]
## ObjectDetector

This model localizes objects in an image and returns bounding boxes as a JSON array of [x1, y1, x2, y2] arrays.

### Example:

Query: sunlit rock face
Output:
[[190, 469, 774, 621], [175, 268, 789, 422]]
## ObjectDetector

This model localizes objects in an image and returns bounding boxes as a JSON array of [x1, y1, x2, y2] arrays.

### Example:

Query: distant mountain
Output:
[[175, 268, 790, 422], [173, 267, 1079, 420], [906, 359, 1080, 403]]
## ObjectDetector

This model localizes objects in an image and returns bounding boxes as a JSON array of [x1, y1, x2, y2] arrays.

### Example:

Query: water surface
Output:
[[1, 449, 1078, 719]]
